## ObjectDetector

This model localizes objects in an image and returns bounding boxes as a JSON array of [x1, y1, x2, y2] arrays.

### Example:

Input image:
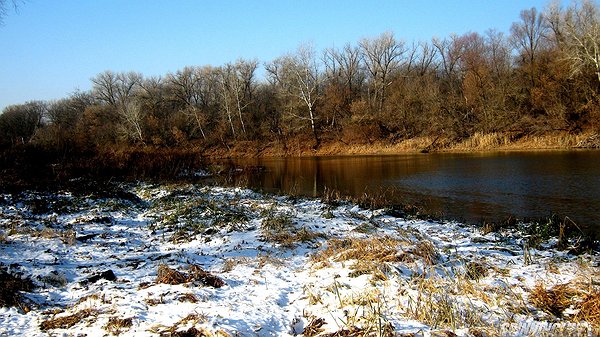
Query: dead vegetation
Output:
[[40, 308, 99, 331], [104, 316, 134, 335], [260, 213, 325, 248], [312, 236, 440, 276], [313, 237, 402, 264], [0, 266, 35, 312], [528, 281, 600, 330], [147, 313, 233, 337], [575, 292, 600, 328], [529, 283, 577, 317], [156, 264, 225, 288]]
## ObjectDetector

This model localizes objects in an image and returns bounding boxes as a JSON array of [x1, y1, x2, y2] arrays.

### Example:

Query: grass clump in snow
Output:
[[156, 264, 225, 288], [529, 280, 600, 330], [104, 316, 134, 335], [529, 283, 577, 317], [147, 313, 234, 337], [260, 212, 325, 248], [303, 285, 396, 337], [0, 266, 35, 313], [313, 236, 402, 265], [40, 308, 99, 331], [576, 291, 600, 329], [152, 192, 249, 243]]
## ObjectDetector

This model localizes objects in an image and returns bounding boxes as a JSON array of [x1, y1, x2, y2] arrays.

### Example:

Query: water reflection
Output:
[[219, 151, 600, 234]]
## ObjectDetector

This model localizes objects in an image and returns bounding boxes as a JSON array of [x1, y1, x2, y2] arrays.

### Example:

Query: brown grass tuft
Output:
[[0, 267, 35, 312], [188, 265, 225, 288], [260, 214, 325, 248], [104, 316, 133, 335], [412, 240, 439, 265], [465, 261, 489, 281], [575, 291, 600, 328], [314, 236, 402, 264], [40, 308, 98, 331], [177, 293, 199, 303], [302, 317, 326, 337], [529, 283, 577, 317], [156, 264, 187, 285], [156, 264, 225, 288]]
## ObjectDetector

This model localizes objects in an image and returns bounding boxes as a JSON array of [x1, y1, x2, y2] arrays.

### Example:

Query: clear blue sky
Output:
[[0, 0, 563, 111]]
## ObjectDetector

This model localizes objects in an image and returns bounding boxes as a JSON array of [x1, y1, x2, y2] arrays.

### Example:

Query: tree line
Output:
[[1, 1, 599, 154]]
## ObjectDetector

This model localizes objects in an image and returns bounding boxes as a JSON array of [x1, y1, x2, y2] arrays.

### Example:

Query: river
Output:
[[218, 151, 600, 236]]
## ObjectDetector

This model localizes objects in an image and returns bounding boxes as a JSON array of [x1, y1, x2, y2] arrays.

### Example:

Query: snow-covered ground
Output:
[[0, 183, 598, 336]]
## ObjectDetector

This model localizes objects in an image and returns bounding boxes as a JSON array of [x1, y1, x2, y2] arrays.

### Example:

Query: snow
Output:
[[0, 183, 598, 336]]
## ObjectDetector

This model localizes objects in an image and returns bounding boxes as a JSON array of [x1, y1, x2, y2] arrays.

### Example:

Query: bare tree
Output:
[[433, 34, 467, 93], [167, 66, 222, 141], [118, 100, 145, 143], [510, 7, 548, 86], [0, 101, 45, 146], [217, 60, 257, 138], [359, 32, 405, 113], [91, 71, 145, 143], [323, 43, 365, 95], [561, 0, 600, 84], [218, 64, 237, 138], [266, 43, 322, 146], [91, 71, 142, 107]]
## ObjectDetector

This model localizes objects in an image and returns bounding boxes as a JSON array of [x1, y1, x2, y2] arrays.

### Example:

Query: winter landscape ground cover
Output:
[[0, 182, 598, 336]]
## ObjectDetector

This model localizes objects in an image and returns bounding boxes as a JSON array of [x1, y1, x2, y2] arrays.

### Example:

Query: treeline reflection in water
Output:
[[215, 151, 600, 237]]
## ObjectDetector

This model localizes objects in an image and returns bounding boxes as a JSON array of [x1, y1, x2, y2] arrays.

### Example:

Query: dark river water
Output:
[[218, 151, 600, 235]]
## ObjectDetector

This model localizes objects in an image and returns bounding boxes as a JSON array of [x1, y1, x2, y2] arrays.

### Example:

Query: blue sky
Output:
[[0, 0, 563, 111]]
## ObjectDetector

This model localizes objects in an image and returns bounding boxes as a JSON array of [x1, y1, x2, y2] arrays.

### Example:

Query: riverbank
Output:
[[0, 183, 598, 336], [202, 131, 600, 158]]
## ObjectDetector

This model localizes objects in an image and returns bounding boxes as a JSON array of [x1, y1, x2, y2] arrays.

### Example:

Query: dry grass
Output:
[[156, 264, 225, 288], [104, 316, 133, 335], [147, 313, 226, 337], [575, 291, 600, 328], [313, 237, 402, 264], [0, 267, 35, 313], [465, 261, 489, 281], [529, 283, 578, 317], [221, 257, 250, 272], [260, 214, 325, 248], [456, 132, 513, 150], [302, 317, 326, 337], [40, 308, 98, 331], [411, 240, 440, 265], [31, 227, 76, 245], [177, 293, 199, 303], [188, 264, 225, 288], [156, 264, 188, 285]]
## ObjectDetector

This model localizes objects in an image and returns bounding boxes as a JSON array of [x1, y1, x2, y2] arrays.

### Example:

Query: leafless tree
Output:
[[0, 101, 45, 146], [167, 66, 221, 140], [91, 71, 142, 107], [561, 0, 600, 84], [266, 43, 322, 146], [91, 71, 145, 143], [217, 59, 257, 138], [510, 7, 548, 86], [359, 32, 405, 113], [323, 43, 365, 95]]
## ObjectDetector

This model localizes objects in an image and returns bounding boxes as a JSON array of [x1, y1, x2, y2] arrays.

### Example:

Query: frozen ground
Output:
[[0, 183, 598, 336]]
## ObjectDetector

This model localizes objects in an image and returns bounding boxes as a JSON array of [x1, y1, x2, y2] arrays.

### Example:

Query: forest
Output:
[[1, 1, 600, 168]]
